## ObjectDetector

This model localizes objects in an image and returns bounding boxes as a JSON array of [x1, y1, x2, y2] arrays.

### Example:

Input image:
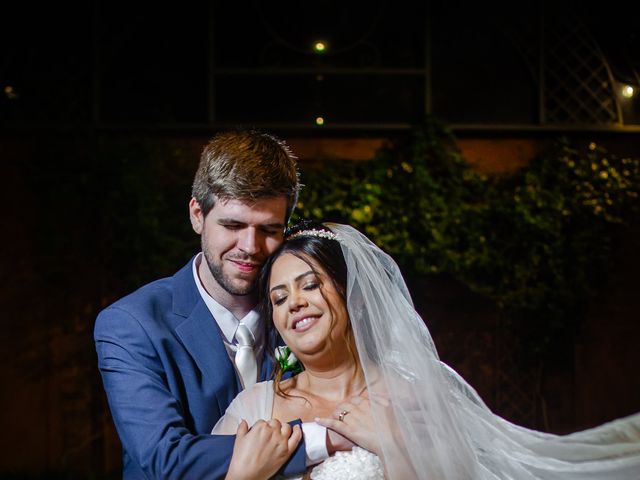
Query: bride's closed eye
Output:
[[271, 282, 320, 307], [302, 281, 320, 290], [272, 295, 287, 306]]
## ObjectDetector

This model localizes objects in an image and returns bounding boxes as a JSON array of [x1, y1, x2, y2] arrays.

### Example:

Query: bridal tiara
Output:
[[286, 228, 339, 242]]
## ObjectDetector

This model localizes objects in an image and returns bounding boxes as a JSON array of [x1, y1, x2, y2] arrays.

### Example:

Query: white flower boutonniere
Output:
[[275, 346, 303, 374]]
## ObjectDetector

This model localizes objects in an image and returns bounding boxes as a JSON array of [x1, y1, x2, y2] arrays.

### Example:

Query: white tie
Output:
[[234, 323, 257, 389]]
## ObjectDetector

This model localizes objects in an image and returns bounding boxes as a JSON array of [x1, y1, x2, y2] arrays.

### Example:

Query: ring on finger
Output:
[[338, 410, 349, 422]]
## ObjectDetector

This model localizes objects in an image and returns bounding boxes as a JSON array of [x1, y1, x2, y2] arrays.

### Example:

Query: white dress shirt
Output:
[[192, 254, 263, 375]]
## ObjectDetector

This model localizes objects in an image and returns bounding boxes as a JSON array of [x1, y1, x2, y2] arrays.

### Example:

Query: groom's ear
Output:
[[189, 198, 204, 234]]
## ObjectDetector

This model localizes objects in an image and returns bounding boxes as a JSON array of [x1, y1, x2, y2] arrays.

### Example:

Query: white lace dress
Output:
[[212, 381, 384, 480]]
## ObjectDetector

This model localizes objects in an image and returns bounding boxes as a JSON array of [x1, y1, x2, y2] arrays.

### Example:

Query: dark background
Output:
[[1, 1, 639, 477]]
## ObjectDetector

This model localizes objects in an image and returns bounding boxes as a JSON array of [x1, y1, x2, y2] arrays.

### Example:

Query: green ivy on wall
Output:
[[294, 119, 640, 359]]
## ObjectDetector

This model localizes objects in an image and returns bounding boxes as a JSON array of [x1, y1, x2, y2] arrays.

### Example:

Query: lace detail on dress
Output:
[[278, 447, 383, 480], [311, 447, 383, 480]]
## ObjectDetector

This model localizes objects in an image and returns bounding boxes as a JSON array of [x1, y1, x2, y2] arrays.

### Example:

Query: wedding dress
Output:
[[212, 381, 384, 479], [213, 224, 640, 479]]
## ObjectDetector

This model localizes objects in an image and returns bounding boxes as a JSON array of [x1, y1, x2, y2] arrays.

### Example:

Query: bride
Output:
[[214, 221, 640, 479]]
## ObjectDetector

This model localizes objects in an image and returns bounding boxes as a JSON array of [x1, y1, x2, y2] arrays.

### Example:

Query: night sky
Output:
[[1, 1, 638, 128]]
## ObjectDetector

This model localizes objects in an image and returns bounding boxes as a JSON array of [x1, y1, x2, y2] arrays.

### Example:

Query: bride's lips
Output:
[[291, 314, 321, 333]]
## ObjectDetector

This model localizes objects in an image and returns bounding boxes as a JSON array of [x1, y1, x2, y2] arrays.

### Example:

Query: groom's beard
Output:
[[202, 249, 257, 297]]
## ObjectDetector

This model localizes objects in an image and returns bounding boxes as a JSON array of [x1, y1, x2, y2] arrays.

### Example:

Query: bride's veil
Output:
[[327, 223, 640, 479]]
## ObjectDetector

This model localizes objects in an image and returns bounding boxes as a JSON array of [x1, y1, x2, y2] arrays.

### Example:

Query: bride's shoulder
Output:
[[245, 379, 274, 394], [234, 380, 274, 404], [221, 380, 275, 428]]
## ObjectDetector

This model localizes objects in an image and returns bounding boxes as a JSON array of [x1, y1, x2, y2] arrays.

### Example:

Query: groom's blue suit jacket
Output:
[[95, 257, 306, 479]]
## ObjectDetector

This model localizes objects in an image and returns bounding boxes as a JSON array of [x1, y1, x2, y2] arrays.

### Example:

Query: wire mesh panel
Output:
[[543, 15, 621, 125], [494, 327, 541, 428]]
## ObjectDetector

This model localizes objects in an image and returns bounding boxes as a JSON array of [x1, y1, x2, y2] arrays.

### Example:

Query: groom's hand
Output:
[[326, 427, 356, 454], [226, 419, 302, 480]]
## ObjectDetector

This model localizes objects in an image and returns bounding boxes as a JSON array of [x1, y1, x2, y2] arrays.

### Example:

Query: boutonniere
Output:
[[275, 346, 303, 374]]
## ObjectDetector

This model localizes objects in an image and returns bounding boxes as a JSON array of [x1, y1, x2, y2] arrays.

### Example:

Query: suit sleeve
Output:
[[95, 306, 306, 479]]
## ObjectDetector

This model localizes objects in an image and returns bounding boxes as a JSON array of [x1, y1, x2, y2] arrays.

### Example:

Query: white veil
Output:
[[327, 223, 640, 479]]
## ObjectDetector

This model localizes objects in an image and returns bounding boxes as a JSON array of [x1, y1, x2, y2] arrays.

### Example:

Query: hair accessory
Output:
[[286, 228, 339, 242]]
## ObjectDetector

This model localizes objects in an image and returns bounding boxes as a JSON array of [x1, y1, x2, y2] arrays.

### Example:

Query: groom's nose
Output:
[[237, 227, 260, 256]]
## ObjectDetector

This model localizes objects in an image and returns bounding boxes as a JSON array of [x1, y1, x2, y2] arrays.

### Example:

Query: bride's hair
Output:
[[258, 220, 361, 396]]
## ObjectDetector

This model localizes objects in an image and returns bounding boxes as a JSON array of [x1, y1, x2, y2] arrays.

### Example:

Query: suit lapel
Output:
[[172, 258, 240, 411]]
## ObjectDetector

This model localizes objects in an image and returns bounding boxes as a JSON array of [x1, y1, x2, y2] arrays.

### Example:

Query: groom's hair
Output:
[[192, 129, 300, 219]]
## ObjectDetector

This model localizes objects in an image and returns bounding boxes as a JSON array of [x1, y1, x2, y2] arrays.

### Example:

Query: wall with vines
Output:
[[294, 119, 640, 361]]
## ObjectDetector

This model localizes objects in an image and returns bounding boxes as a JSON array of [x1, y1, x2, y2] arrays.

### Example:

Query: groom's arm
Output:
[[95, 306, 234, 478], [95, 306, 306, 479]]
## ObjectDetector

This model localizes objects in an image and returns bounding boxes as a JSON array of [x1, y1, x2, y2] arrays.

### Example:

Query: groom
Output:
[[95, 130, 340, 479]]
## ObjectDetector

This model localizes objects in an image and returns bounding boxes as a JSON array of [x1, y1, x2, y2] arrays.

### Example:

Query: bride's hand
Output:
[[226, 419, 302, 480], [315, 393, 387, 456]]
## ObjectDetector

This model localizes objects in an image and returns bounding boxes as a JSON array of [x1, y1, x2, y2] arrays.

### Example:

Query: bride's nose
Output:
[[288, 289, 308, 311]]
